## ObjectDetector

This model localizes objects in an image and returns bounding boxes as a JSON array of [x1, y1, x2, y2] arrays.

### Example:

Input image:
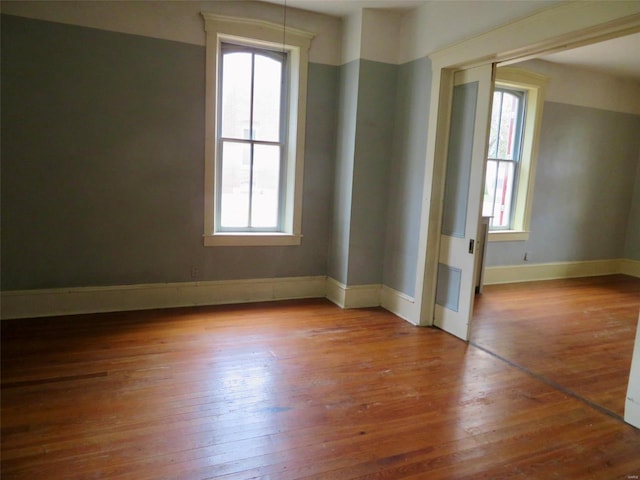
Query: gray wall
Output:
[[625, 152, 640, 260], [347, 60, 397, 286], [383, 57, 431, 297], [328, 59, 398, 287], [486, 101, 640, 266], [328, 60, 359, 285], [1, 14, 338, 290]]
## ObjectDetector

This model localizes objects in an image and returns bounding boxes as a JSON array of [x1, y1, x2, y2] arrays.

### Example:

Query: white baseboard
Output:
[[1, 276, 327, 320], [620, 259, 640, 278], [483, 258, 637, 285], [325, 278, 381, 309], [6, 259, 635, 321], [325, 277, 347, 308], [381, 286, 417, 325], [1, 276, 416, 321]]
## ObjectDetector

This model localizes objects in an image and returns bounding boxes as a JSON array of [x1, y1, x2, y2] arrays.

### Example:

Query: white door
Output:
[[434, 65, 494, 340]]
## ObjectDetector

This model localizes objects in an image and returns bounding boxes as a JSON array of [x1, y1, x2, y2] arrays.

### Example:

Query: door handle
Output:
[[469, 239, 475, 254]]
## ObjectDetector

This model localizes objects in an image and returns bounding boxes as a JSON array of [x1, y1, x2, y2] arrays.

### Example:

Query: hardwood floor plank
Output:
[[471, 274, 640, 418], [2, 296, 639, 479]]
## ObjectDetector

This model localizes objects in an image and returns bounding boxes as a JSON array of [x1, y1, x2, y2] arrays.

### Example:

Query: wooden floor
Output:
[[2, 294, 640, 479], [472, 274, 640, 418]]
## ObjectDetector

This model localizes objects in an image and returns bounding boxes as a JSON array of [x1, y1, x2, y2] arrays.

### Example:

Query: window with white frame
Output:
[[483, 67, 547, 242], [202, 13, 313, 246], [218, 43, 286, 231], [483, 87, 526, 230]]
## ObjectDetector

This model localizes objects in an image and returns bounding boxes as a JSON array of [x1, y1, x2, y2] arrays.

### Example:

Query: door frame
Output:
[[412, 3, 640, 327]]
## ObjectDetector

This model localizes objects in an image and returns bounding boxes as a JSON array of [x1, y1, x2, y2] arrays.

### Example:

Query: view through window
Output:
[[483, 88, 526, 230], [218, 44, 286, 231]]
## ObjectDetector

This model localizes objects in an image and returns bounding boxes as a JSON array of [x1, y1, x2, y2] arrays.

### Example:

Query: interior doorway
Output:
[[468, 30, 640, 421], [416, 8, 640, 426], [414, 2, 640, 337]]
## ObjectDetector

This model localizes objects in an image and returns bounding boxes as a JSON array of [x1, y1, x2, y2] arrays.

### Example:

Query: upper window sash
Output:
[[488, 87, 526, 163]]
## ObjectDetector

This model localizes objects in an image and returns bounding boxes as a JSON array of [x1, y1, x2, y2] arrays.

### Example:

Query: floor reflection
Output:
[[469, 275, 640, 419]]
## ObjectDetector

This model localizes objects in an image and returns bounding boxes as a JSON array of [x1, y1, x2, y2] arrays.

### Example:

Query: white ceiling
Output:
[[268, 1, 640, 81], [539, 33, 640, 81], [269, 0, 426, 17]]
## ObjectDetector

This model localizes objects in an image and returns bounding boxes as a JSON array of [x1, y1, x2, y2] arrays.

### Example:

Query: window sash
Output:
[[485, 158, 519, 230], [486, 87, 526, 230], [216, 43, 288, 232]]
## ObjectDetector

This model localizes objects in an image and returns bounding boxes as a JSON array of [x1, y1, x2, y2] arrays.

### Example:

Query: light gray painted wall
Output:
[[347, 60, 398, 286], [624, 152, 640, 260], [486, 102, 640, 266], [328, 60, 359, 285], [329, 59, 399, 287], [383, 57, 431, 297], [1, 14, 338, 290]]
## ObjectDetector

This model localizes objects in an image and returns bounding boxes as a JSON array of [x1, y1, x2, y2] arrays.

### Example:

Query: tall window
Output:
[[483, 88, 526, 230], [202, 13, 313, 246], [482, 68, 547, 241], [218, 44, 287, 231]]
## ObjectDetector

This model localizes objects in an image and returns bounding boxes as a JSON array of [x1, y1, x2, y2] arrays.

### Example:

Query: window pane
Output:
[[488, 91, 502, 159], [220, 142, 250, 227], [251, 144, 280, 228], [253, 54, 283, 142], [221, 52, 252, 140], [491, 161, 515, 229], [497, 92, 520, 160], [483, 159, 498, 218]]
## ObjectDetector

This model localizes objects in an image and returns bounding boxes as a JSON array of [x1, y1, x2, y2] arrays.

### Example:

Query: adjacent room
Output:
[[2, 1, 639, 478], [470, 35, 640, 419]]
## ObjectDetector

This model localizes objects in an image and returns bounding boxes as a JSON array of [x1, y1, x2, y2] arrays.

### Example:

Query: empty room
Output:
[[2, 1, 639, 478]]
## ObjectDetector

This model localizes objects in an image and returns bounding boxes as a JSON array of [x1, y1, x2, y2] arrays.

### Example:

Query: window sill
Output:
[[488, 230, 530, 242], [204, 233, 302, 247]]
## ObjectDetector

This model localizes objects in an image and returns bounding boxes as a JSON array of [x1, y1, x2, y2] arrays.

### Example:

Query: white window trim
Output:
[[488, 67, 547, 243], [201, 13, 314, 247]]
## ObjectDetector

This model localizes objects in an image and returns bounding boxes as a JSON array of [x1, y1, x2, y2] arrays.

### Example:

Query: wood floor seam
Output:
[[469, 340, 625, 424]]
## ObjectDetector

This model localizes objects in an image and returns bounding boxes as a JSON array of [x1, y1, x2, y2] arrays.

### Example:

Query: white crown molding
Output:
[[203, 13, 313, 38]]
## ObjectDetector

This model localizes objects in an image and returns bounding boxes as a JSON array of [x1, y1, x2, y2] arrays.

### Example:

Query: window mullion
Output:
[[248, 53, 256, 228], [277, 58, 288, 231], [219, 137, 281, 147], [495, 92, 504, 157], [490, 159, 500, 225]]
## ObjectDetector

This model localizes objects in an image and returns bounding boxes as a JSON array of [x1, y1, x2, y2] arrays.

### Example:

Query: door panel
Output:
[[434, 65, 494, 340], [441, 81, 479, 238]]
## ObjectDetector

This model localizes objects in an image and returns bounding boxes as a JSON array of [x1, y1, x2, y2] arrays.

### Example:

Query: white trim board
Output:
[[1, 276, 327, 320], [620, 259, 640, 278], [1, 276, 419, 322], [381, 286, 417, 325], [484, 258, 640, 285], [9, 260, 634, 321], [325, 278, 418, 323], [325, 278, 381, 309]]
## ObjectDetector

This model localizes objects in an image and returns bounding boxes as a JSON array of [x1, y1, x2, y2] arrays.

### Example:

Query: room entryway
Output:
[[470, 274, 640, 419]]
